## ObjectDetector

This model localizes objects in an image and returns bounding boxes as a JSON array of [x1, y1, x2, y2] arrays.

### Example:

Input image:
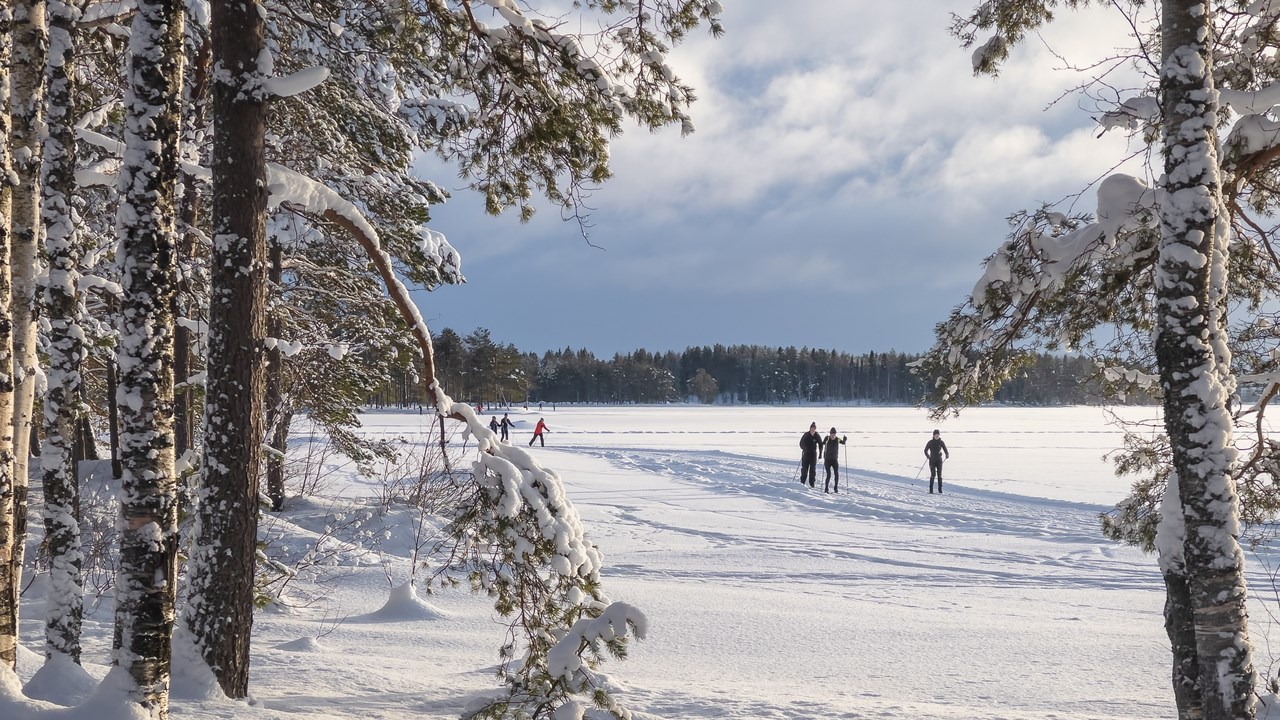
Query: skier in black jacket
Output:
[[821, 427, 846, 493], [924, 429, 950, 494], [799, 422, 822, 487]]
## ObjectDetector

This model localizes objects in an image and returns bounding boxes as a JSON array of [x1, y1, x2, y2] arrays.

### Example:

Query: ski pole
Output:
[[913, 459, 927, 480], [842, 439, 848, 493]]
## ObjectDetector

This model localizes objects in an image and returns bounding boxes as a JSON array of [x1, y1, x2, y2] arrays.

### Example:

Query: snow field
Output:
[[11, 404, 1274, 719]]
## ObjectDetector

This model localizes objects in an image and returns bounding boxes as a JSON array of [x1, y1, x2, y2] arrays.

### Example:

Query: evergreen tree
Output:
[[690, 368, 718, 404], [181, 0, 271, 698]]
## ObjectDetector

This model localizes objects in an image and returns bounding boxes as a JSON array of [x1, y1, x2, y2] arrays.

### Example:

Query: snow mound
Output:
[[170, 624, 230, 702], [14, 644, 43, 679], [358, 581, 446, 622], [68, 666, 156, 720], [23, 653, 97, 705], [274, 637, 326, 653]]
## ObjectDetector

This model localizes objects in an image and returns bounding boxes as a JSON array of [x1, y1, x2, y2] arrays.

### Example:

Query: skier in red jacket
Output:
[[529, 418, 549, 447]]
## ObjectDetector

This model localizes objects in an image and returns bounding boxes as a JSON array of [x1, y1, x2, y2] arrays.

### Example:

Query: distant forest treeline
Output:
[[369, 327, 1119, 407]]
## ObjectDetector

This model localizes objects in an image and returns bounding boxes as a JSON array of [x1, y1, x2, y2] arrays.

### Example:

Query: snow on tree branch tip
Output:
[[264, 67, 330, 99]]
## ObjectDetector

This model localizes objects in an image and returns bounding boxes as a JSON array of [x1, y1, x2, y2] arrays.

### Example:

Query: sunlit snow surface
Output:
[[16, 405, 1280, 719]]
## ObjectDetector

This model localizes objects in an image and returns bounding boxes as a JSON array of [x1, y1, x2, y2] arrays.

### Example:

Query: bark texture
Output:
[[1164, 569, 1204, 719], [113, 0, 185, 714], [1157, 2, 1256, 718], [265, 237, 286, 512], [181, 0, 269, 698], [0, 0, 19, 672], [39, 0, 84, 664], [9, 0, 46, 623]]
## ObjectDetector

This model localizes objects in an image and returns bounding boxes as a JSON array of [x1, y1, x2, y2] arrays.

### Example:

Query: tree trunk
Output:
[[10, 0, 47, 626], [174, 28, 210, 461], [1157, 2, 1256, 718], [1165, 568, 1204, 719], [0, 2, 19, 673], [112, 0, 185, 714], [264, 238, 286, 512], [38, 0, 84, 665], [76, 404, 98, 461], [181, 0, 268, 699], [106, 347, 121, 479], [266, 409, 290, 513]]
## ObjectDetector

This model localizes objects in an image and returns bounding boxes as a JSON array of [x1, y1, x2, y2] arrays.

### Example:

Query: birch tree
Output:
[[0, 0, 18, 673], [37, 0, 85, 669], [109, 0, 185, 712], [9, 0, 45, 618], [1155, 3, 1254, 716]]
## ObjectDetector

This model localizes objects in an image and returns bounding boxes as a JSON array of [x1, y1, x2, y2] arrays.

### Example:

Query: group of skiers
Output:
[[482, 413, 952, 491], [800, 423, 950, 494], [486, 413, 551, 446]]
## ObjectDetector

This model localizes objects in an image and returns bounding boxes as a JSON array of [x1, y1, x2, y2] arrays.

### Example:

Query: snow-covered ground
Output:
[[14, 404, 1280, 719]]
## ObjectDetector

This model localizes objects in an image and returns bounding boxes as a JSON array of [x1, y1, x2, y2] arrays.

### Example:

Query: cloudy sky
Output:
[[413, 1, 1151, 357]]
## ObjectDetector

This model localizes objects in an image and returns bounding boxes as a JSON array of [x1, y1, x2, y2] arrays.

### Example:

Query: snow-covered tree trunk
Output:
[[181, 0, 268, 698], [9, 0, 46, 616], [38, 0, 83, 666], [111, 0, 185, 713], [1156, 2, 1255, 718], [0, 1, 18, 674]]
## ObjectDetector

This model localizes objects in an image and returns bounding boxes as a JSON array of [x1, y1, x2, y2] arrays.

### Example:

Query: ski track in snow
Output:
[[555, 444, 1159, 593]]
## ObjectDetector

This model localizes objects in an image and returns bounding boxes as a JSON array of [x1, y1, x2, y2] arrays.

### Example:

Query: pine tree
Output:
[[180, 0, 269, 698]]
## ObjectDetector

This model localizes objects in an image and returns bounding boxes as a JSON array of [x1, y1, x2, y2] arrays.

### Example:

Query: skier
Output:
[[924, 429, 950, 494], [821, 427, 846, 493], [499, 413, 516, 441], [799, 422, 822, 487], [488, 416, 500, 435], [529, 418, 550, 447]]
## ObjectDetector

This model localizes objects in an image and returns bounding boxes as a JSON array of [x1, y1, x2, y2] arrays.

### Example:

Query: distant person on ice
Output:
[[799, 422, 821, 487], [821, 427, 846, 494], [529, 418, 549, 447], [924, 429, 950, 494], [488, 416, 500, 435], [499, 413, 515, 441]]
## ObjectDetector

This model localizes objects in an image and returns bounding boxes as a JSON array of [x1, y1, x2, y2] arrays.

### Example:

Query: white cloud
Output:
[[420, 0, 1163, 354], [596, 1, 1145, 221]]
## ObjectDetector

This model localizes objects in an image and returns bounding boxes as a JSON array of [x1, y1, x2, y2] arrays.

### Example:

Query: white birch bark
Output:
[[109, 0, 185, 714], [9, 0, 45, 623], [0, 0, 19, 673], [38, 0, 83, 665], [1155, 2, 1256, 718]]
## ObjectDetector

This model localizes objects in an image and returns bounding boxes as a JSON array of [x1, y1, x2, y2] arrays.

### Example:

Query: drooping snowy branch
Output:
[[920, 173, 1161, 416]]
